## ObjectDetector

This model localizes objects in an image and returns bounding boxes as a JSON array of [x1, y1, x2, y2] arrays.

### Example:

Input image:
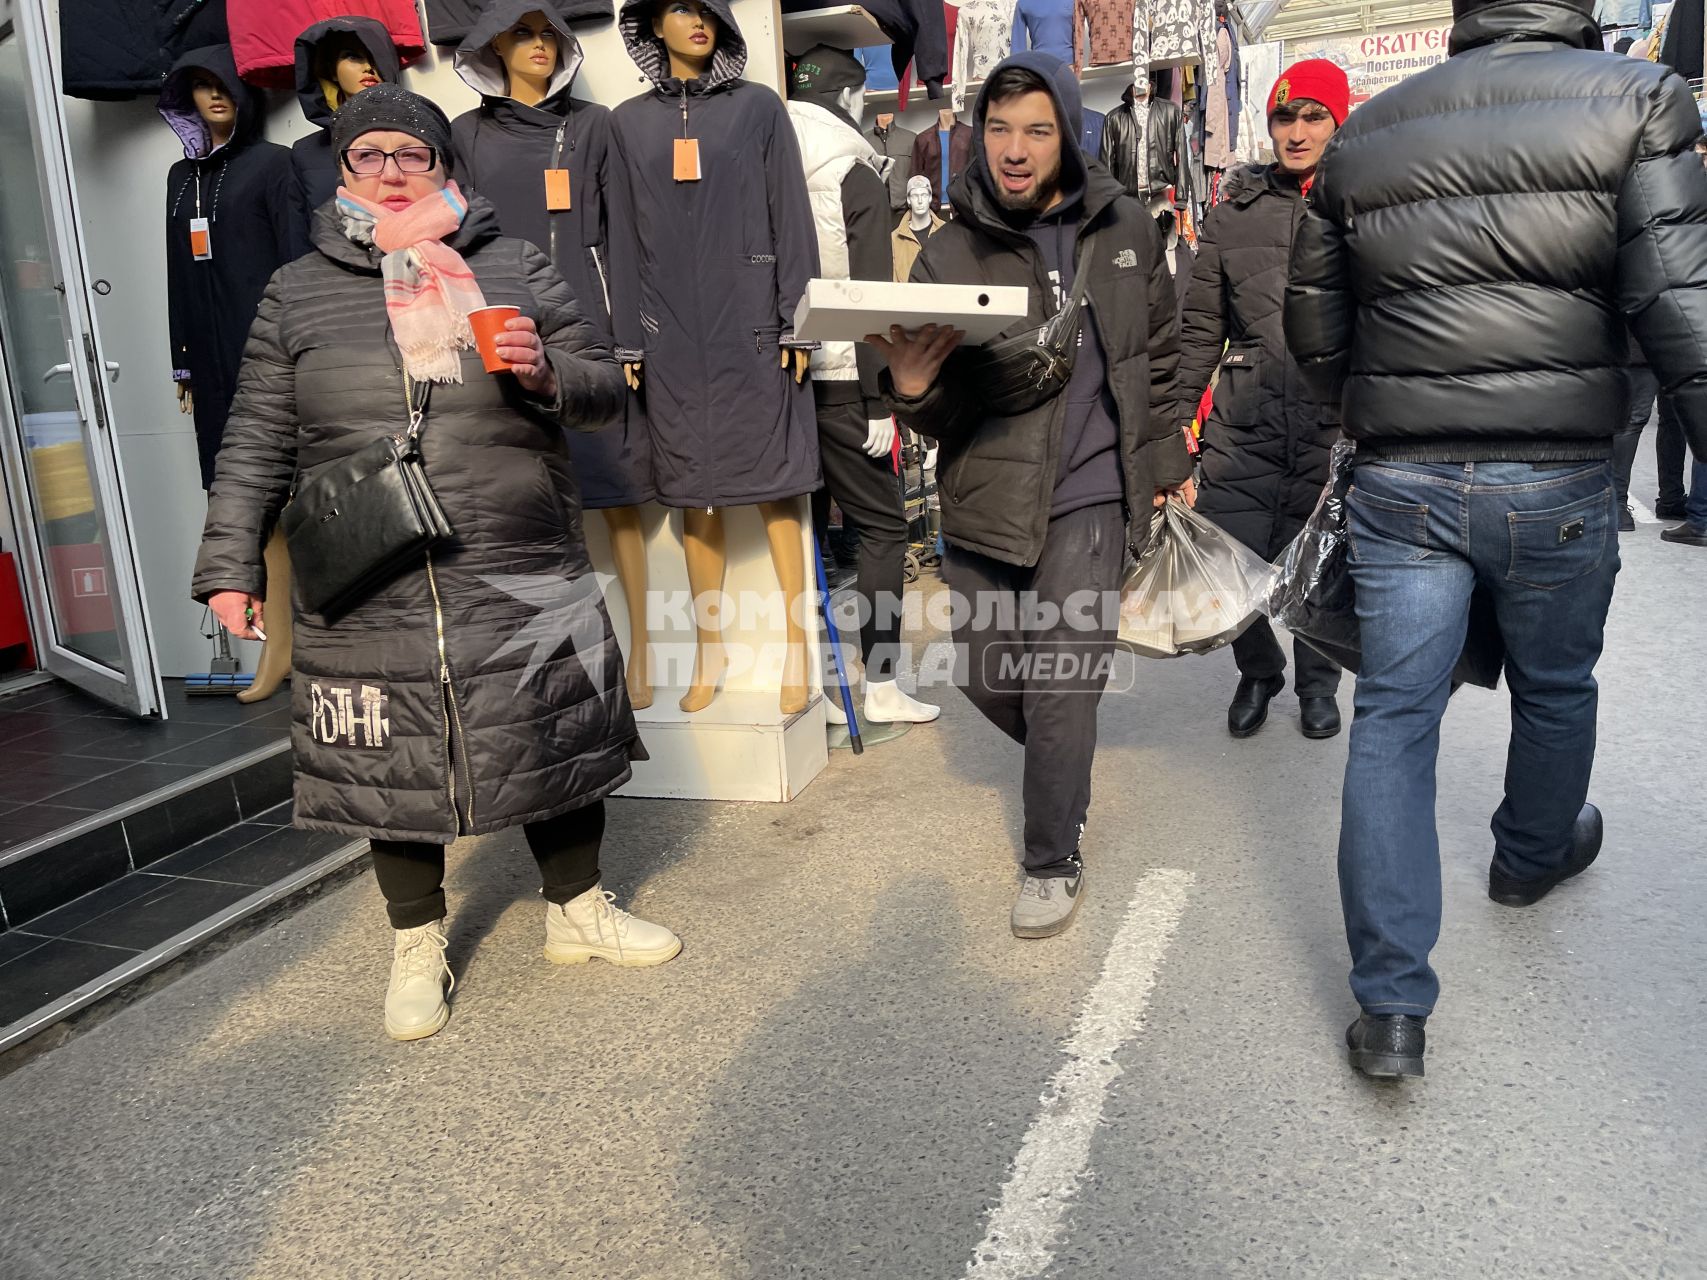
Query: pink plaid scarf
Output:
[[336, 181, 488, 383]]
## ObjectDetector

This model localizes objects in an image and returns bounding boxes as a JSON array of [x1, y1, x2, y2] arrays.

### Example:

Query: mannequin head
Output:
[[493, 10, 561, 106], [339, 128, 448, 210], [906, 175, 933, 222], [790, 45, 867, 124], [653, 0, 717, 80], [315, 34, 382, 110], [190, 70, 236, 145]]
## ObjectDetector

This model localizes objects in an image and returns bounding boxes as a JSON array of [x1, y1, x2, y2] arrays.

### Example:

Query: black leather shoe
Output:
[[1227, 675, 1285, 738], [1299, 696, 1342, 739], [1660, 522, 1707, 547], [1346, 1014, 1426, 1079], [1488, 802, 1603, 908], [1655, 499, 1690, 521], [1618, 504, 1636, 533]]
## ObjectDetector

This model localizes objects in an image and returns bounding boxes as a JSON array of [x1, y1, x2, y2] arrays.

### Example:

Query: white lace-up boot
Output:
[[544, 885, 682, 967], [385, 921, 452, 1041]]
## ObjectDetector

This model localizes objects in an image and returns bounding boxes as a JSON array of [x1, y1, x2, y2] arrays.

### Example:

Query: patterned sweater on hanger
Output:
[[951, 0, 1017, 111]]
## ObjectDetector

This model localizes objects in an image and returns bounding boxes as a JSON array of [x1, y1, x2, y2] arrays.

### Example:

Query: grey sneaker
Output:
[[1011, 867, 1085, 939]]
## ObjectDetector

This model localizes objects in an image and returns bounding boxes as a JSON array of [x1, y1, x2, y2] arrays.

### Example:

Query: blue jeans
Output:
[[1339, 461, 1621, 1017]]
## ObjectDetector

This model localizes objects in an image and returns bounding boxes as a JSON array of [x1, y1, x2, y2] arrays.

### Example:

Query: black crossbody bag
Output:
[[968, 231, 1098, 417], [281, 371, 454, 618]]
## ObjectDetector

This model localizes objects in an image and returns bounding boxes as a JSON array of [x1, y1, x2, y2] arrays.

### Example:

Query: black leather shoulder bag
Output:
[[968, 230, 1099, 417], [281, 372, 455, 619]]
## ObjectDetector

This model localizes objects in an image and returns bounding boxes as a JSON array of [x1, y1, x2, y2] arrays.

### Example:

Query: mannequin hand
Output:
[[865, 324, 963, 399], [863, 417, 896, 458], [782, 348, 810, 384], [177, 382, 194, 414], [496, 317, 557, 398], [1154, 478, 1197, 509], [209, 590, 265, 641], [624, 361, 643, 391]]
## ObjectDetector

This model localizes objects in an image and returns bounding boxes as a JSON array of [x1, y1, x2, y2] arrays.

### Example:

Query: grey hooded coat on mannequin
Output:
[[191, 197, 641, 844], [290, 18, 403, 224], [450, 0, 653, 508], [607, 0, 822, 509]]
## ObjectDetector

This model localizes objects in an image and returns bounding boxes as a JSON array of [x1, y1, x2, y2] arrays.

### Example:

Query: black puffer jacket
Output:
[[191, 197, 638, 844], [884, 54, 1192, 567], [1286, 0, 1707, 464], [1179, 164, 1338, 558], [1098, 87, 1182, 204]]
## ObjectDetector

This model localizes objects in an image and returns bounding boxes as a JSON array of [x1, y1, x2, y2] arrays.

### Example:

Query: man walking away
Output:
[[871, 52, 1193, 939], [1286, 0, 1707, 1079]]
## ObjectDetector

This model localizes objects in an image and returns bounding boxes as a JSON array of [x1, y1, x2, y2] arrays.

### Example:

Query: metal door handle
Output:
[[104, 361, 120, 383], [43, 362, 71, 382]]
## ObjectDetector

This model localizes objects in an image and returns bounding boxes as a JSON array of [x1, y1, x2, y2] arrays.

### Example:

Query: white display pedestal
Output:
[[581, 499, 829, 803]]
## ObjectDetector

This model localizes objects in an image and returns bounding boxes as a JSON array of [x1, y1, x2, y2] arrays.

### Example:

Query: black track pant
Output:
[[370, 802, 605, 929]]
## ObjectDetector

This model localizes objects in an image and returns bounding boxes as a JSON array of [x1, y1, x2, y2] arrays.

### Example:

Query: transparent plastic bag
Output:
[[1117, 498, 1280, 658], [1266, 438, 1360, 670], [1265, 440, 1505, 689]]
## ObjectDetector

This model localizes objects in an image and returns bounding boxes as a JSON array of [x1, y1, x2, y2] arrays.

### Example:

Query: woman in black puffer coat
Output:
[[191, 88, 679, 1043], [1178, 149, 1343, 740]]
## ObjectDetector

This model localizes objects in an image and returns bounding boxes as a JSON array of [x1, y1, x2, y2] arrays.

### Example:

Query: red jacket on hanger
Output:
[[231, 0, 424, 88]]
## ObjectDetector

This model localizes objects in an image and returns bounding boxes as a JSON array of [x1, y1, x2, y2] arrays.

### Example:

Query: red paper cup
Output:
[[468, 305, 521, 373]]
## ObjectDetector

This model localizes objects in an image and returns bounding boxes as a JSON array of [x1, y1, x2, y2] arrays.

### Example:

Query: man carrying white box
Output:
[[868, 51, 1194, 940]]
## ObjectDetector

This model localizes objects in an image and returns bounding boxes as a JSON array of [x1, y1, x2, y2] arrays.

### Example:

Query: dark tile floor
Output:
[[0, 679, 291, 854], [0, 802, 352, 1032]]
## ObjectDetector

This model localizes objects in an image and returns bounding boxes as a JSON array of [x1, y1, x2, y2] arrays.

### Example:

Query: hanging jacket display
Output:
[[290, 17, 402, 223], [60, 0, 229, 100], [1659, 0, 1703, 78], [607, 0, 821, 509], [423, 0, 613, 47], [869, 116, 921, 210], [451, 0, 654, 509], [229, 0, 422, 88], [1099, 86, 1182, 202], [950, 0, 1016, 112], [1202, 23, 1232, 169], [160, 45, 306, 487], [910, 120, 973, 211], [1081, 105, 1105, 156], [1131, 0, 1213, 96], [894, 1, 958, 107], [783, 0, 949, 98], [1010, 0, 1078, 66]]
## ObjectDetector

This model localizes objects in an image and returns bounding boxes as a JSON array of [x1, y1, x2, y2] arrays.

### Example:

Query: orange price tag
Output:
[[189, 216, 212, 260], [544, 167, 572, 211], [673, 137, 702, 182]]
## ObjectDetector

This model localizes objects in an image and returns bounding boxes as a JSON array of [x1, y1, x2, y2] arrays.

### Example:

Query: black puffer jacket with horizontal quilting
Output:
[[191, 196, 638, 844], [1286, 0, 1707, 464]]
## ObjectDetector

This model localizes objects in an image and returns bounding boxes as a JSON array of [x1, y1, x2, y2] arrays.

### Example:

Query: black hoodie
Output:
[[450, 0, 654, 508], [290, 19, 402, 222], [160, 44, 306, 487]]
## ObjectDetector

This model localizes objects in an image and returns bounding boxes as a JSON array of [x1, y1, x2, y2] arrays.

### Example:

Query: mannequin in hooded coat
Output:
[[290, 18, 403, 225], [163, 46, 304, 701], [610, 0, 821, 716], [451, 2, 659, 710]]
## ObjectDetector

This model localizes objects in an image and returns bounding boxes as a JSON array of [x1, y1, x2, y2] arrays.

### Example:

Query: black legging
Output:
[[370, 802, 606, 929]]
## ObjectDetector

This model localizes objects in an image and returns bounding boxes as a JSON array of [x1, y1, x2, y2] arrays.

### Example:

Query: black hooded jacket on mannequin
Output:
[[162, 44, 307, 488], [450, 0, 653, 508], [290, 18, 402, 222], [1287, 0, 1707, 464], [607, 0, 821, 509]]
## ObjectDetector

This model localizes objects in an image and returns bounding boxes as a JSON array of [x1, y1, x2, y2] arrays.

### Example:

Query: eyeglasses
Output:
[[340, 146, 439, 176]]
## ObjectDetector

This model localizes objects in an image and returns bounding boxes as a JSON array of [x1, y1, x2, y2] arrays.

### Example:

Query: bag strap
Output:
[[402, 370, 432, 443], [1065, 230, 1098, 314]]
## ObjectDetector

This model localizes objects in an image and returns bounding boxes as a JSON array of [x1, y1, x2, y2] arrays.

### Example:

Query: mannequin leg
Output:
[[679, 507, 727, 714], [602, 506, 653, 711], [237, 526, 293, 704], [759, 500, 809, 716]]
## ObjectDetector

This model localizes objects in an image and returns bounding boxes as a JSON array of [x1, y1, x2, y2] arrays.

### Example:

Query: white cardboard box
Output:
[[792, 279, 1031, 345]]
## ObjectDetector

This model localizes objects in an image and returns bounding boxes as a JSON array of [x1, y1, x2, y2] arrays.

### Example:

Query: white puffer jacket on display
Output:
[[788, 100, 884, 382]]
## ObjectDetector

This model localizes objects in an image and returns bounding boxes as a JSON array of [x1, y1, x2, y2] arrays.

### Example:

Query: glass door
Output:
[[0, 0, 160, 715]]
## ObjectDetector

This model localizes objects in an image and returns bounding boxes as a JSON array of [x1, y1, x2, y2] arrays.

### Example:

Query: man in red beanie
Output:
[[1174, 56, 1351, 744]]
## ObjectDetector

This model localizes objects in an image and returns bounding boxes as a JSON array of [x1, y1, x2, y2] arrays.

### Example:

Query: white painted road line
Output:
[[963, 867, 1195, 1279], [1631, 497, 1658, 525]]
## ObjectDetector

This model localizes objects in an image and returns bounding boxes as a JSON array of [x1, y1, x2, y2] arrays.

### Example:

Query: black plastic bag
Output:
[[1267, 441, 1505, 690]]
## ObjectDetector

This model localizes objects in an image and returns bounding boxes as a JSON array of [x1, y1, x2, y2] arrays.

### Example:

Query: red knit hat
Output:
[[1268, 59, 1352, 126]]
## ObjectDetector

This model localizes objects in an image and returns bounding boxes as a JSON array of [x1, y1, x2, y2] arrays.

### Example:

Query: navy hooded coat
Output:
[[607, 0, 822, 509], [451, 0, 654, 508], [161, 44, 306, 487], [289, 18, 403, 225]]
